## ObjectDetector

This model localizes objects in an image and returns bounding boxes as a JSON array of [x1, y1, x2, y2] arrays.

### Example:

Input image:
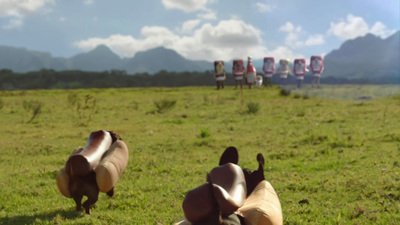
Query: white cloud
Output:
[[305, 34, 325, 46], [74, 27, 180, 58], [0, 0, 54, 29], [162, 0, 216, 22], [267, 46, 304, 62], [180, 19, 201, 33], [255, 2, 272, 13], [75, 19, 286, 61], [279, 22, 295, 33], [161, 0, 208, 12], [197, 9, 216, 20], [75, 35, 139, 58], [74, 19, 306, 63], [280, 22, 325, 48], [328, 14, 369, 39], [279, 22, 304, 48], [328, 14, 396, 40], [183, 19, 267, 60], [0, 0, 54, 18], [196, 19, 263, 47], [369, 21, 397, 39]]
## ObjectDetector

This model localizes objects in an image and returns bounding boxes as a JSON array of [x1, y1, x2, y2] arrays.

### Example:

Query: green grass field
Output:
[[0, 84, 399, 224]]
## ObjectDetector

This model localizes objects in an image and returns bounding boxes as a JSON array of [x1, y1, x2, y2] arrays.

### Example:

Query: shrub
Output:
[[296, 110, 306, 117], [76, 95, 97, 126], [199, 127, 211, 138], [67, 92, 78, 106], [23, 100, 43, 123], [279, 88, 291, 96], [247, 102, 260, 114], [154, 99, 176, 114]]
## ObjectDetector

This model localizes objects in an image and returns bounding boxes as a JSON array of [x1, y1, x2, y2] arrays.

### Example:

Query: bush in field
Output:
[[293, 94, 302, 99], [199, 127, 211, 138], [279, 88, 291, 96], [76, 95, 97, 126], [153, 99, 176, 114], [67, 92, 78, 106], [68, 93, 97, 127], [247, 102, 260, 114], [23, 100, 42, 123], [0, 98, 3, 110]]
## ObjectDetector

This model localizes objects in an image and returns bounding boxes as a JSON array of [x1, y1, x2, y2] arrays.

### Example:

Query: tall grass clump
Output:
[[153, 98, 177, 114], [246, 101, 260, 114], [199, 127, 211, 138], [23, 100, 42, 123], [67, 92, 79, 106], [76, 94, 97, 126], [279, 87, 291, 96]]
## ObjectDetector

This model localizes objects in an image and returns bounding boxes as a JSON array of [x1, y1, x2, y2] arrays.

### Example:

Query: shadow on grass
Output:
[[0, 209, 81, 225]]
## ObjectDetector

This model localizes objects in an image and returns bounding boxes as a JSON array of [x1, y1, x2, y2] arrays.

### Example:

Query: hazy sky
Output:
[[0, 0, 399, 62]]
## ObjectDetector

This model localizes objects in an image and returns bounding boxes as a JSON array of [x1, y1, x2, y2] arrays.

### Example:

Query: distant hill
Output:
[[323, 31, 399, 78], [122, 47, 210, 74], [0, 45, 212, 74], [0, 46, 69, 72], [70, 45, 122, 72], [0, 31, 399, 78]]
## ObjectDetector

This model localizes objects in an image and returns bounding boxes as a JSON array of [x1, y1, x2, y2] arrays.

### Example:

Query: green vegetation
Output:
[[153, 98, 177, 114], [246, 102, 260, 114], [0, 85, 399, 224], [1, 69, 400, 90], [22, 100, 43, 123]]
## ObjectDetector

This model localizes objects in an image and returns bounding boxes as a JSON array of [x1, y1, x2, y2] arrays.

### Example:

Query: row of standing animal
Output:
[[213, 56, 324, 89]]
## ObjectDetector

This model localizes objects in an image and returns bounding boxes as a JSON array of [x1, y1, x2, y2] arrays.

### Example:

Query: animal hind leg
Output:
[[83, 193, 98, 215], [82, 184, 99, 215], [73, 194, 83, 212]]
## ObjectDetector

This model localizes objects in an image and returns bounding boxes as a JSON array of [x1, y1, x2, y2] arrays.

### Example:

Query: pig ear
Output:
[[219, 146, 239, 165]]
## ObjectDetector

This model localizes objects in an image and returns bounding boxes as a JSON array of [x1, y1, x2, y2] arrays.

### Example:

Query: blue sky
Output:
[[0, 0, 399, 63]]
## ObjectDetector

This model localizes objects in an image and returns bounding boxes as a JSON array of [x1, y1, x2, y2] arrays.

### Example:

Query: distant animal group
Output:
[[56, 131, 283, 225], [214, 56, 324, 90]]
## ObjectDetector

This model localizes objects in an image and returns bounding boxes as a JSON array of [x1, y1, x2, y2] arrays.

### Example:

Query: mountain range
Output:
[[0, 45, 211, 74], [0, 31, 398, 78], [323, 31, 399, 78]]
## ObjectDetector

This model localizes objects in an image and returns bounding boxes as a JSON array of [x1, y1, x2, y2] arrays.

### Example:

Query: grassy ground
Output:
[[0, 84, 399, 224]]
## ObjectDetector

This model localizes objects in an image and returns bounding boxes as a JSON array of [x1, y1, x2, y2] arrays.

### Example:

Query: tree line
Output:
[[0, 69, 398, 90]]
